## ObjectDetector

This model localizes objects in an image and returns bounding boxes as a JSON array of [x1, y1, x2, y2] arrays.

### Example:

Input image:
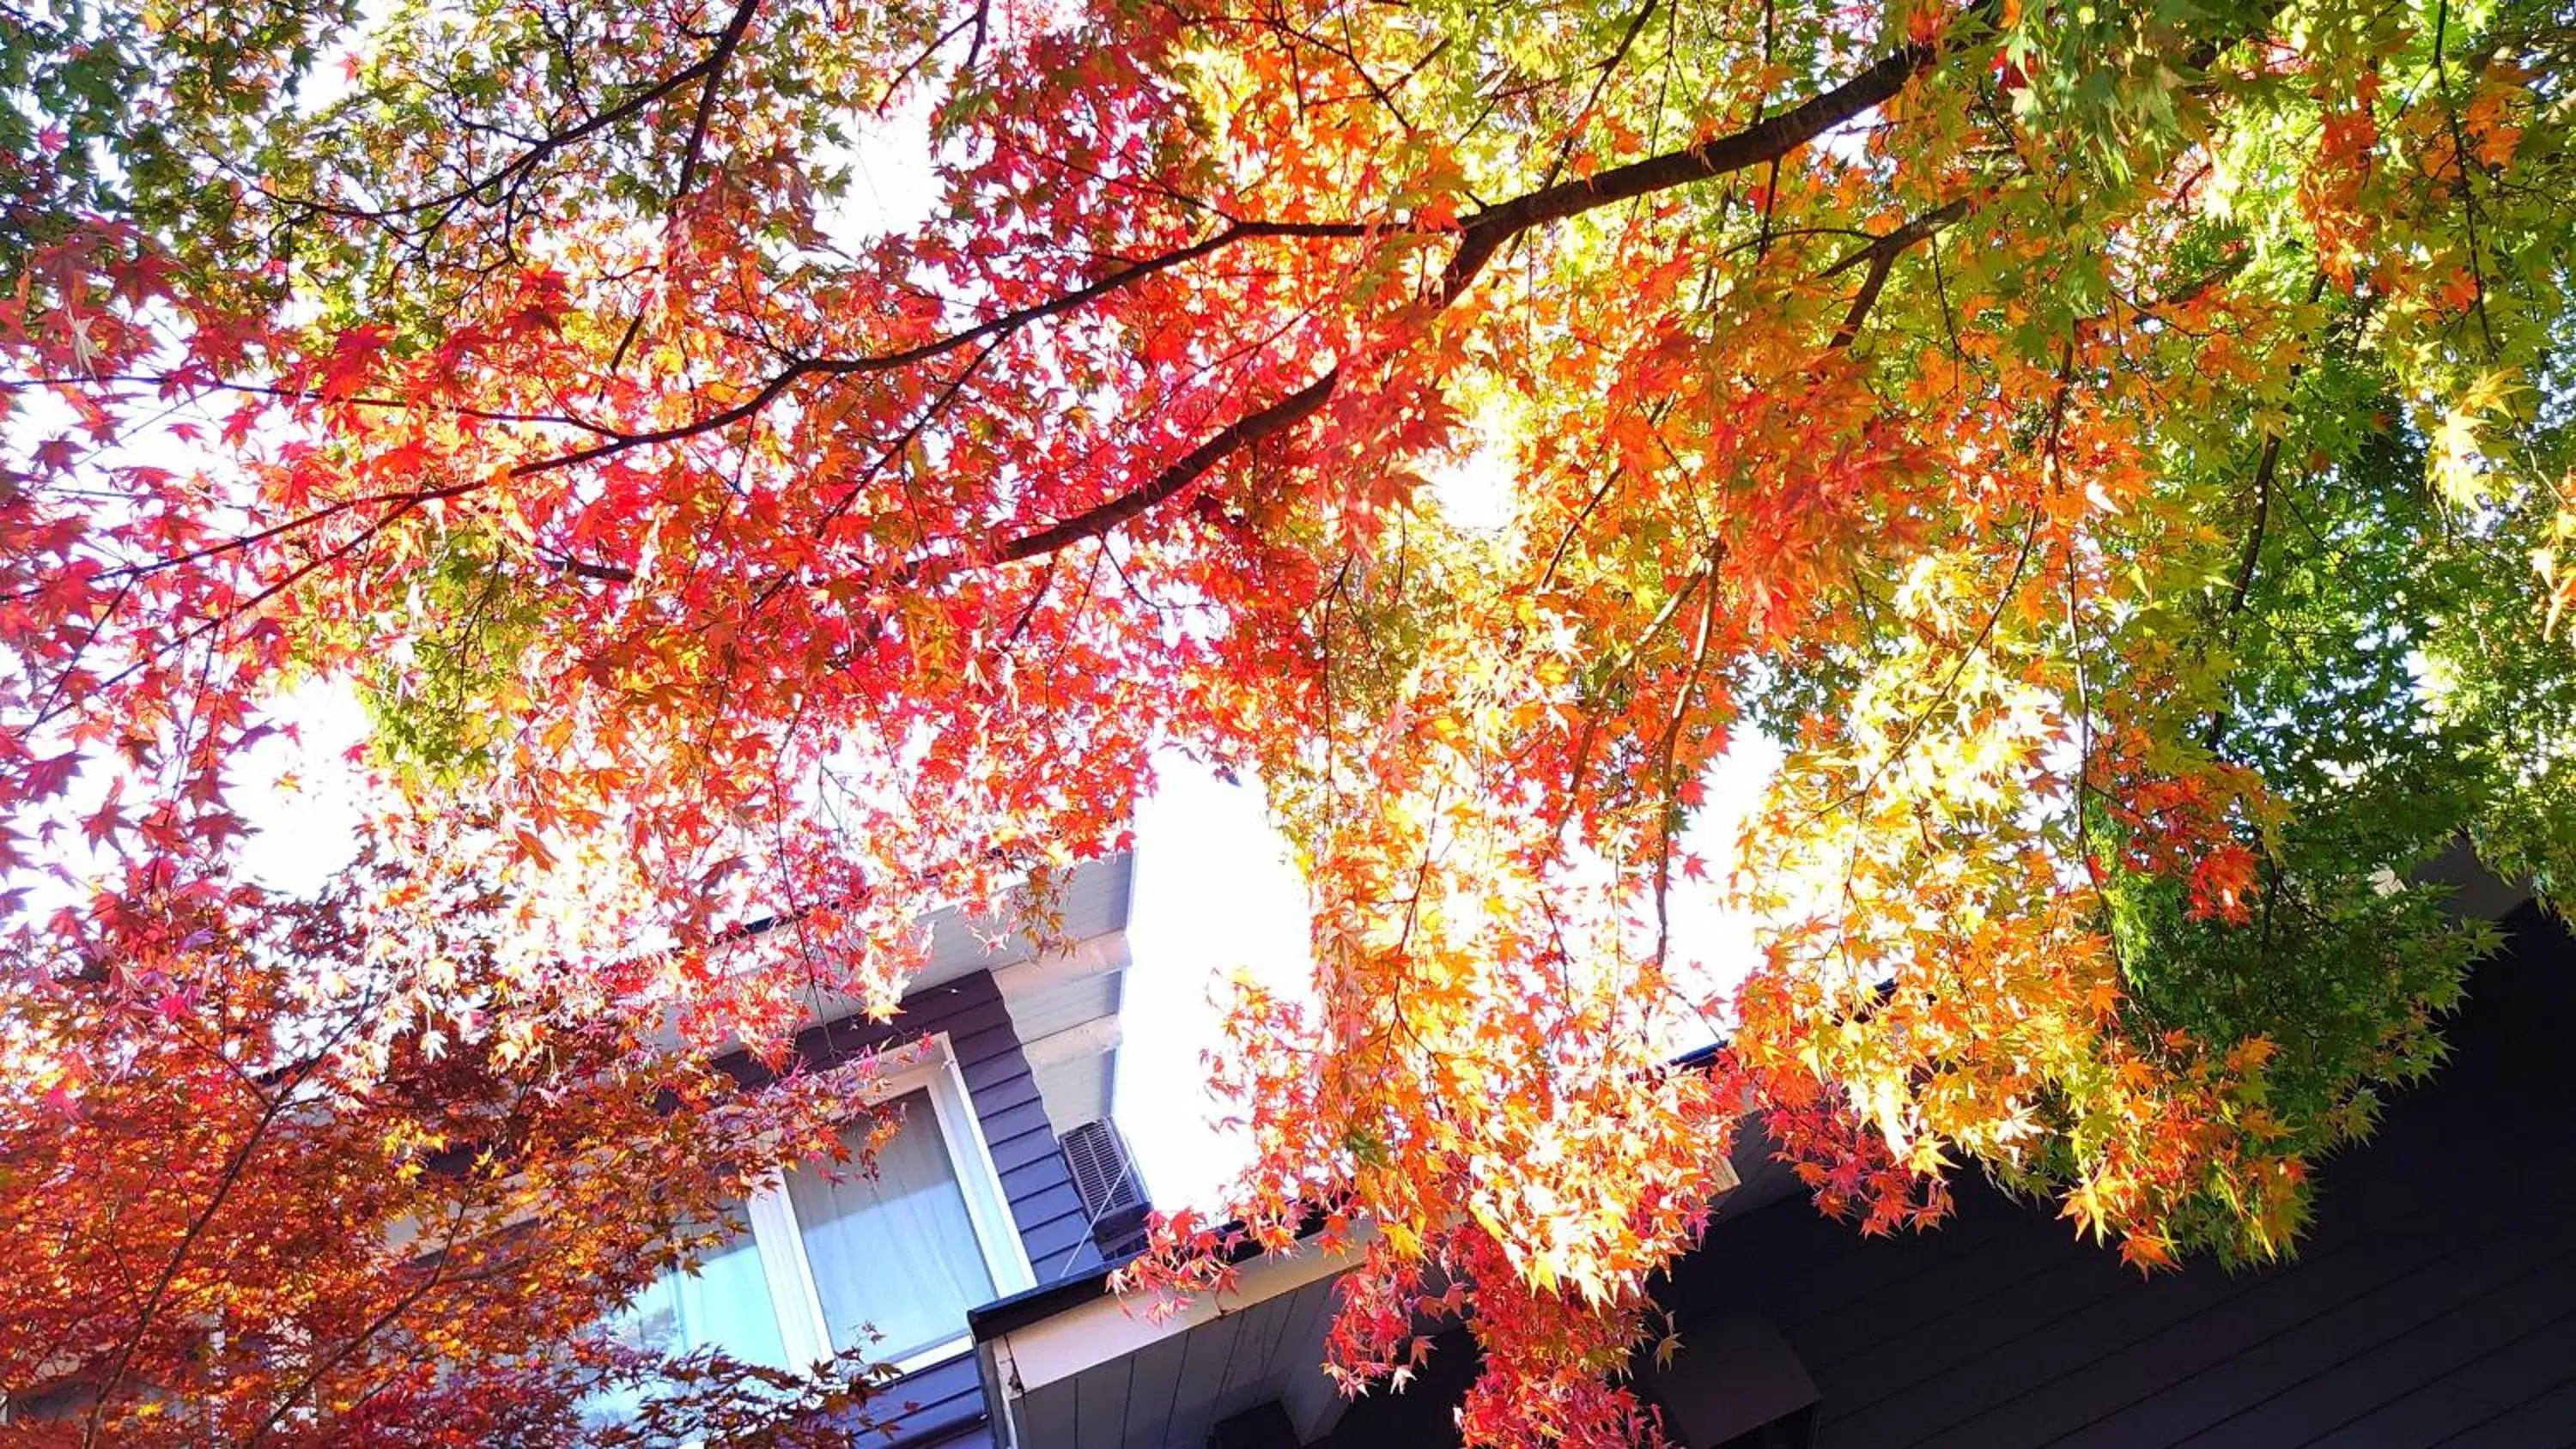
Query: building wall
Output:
[[1323, 905, 2576, 1448], [866, 1349, 998, 1448], [727, 967, 1109, 1286], [730, 967, 1105, 1446]]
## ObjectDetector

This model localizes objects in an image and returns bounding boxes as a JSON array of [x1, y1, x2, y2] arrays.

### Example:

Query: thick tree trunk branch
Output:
[[1441, 25, 1955, 299], [992, 368, 1342, 563], [992, 18, 1979, 563]]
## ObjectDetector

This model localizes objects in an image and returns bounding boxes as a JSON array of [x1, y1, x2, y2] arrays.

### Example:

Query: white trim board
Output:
[[987, 1223, 1375, 1401]]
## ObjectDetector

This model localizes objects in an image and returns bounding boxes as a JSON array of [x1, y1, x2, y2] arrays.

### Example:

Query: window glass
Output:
[[784, 1089, 996, 1362], [582, 1224, 790, 1424]]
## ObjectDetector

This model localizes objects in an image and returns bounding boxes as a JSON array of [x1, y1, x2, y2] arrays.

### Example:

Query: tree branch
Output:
[[1439, 19, 1964, 299], [1823, 195, 1974, 348], [671, 0, 762, 208], [2205, 270, 2331, 753], [987, 15, 1985, 564], [78, 1091, 296, 1449], [542, 4, 1973, 480], [513, 219, 1368, 479], [607, 0, 764, 372], [991, 369, 1342, 563], [279, 9, 755, 229], [75, 9, 1997, 640]]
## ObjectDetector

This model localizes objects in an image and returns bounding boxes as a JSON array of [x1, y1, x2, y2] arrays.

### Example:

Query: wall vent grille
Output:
[[1060, 1119, 1151, 1258]]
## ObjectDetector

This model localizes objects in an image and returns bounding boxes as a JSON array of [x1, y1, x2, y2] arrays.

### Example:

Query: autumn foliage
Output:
[[5, 0, 2575, 1443]]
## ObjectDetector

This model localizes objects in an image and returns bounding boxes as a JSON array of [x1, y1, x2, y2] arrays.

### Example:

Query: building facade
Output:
[[605, 854, 2576, 1448], [605, 852, 1146, 1448], [963, 895, 2576, 1449]]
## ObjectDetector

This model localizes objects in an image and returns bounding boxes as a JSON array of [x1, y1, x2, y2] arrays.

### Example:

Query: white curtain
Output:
[[785, 1088, 995, 1362]]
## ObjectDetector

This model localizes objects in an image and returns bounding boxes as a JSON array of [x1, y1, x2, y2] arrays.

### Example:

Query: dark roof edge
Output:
[[968, 1259, 1127, 1341], [969, 1206, 1339, 1341]]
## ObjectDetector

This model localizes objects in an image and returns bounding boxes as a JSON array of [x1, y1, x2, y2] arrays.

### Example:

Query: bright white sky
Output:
[[1112, 741, 1775, 1213]]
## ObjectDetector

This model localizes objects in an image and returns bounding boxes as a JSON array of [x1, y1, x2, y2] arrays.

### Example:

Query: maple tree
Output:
[[6, 0, 2576, 1443]]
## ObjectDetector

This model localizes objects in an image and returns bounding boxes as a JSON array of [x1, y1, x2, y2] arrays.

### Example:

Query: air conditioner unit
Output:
[[1060, 1119, 1151, 1260]]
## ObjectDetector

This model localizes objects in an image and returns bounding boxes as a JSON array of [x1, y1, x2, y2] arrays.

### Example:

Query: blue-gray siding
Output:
[[1321, 905, 2576, 1448], [855, 1349, 997, 1447]]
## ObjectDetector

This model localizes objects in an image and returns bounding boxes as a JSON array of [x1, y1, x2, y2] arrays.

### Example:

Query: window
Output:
[[611, 1226, 792, 1369], [588, 1034, 1035, 1397], [583, 1222, 793, 1425], [785, 1088, 998, 1362]]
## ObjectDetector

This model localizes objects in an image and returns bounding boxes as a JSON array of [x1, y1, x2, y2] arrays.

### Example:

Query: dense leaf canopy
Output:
[[5, 0, 2575, 1443]]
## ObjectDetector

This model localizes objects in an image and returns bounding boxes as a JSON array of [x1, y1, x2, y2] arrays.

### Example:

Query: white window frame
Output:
[[730, 1030, 1035, 1377]]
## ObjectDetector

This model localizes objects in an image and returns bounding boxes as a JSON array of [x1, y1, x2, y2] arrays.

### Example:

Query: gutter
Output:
[[967, 1258, 1130, 1342], [966, 1203, 1332, 1343]]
